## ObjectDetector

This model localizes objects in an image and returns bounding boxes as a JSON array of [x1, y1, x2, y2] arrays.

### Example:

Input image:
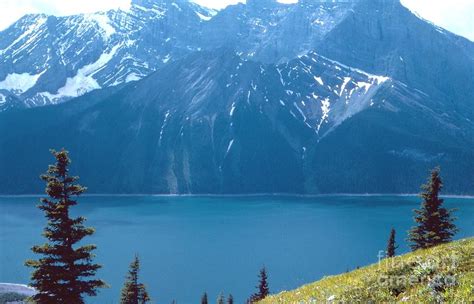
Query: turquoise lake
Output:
[[1, 195, 473, 303]]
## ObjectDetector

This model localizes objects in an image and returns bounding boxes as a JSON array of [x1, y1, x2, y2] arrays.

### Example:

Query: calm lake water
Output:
[[0, 195, 473, 303]]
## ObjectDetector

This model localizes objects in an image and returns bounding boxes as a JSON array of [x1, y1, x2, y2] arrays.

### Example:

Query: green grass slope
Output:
[[260, 238, 474, 303]]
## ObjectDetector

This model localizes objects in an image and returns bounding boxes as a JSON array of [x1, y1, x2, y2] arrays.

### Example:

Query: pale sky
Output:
[[0, 0, 473, 41]]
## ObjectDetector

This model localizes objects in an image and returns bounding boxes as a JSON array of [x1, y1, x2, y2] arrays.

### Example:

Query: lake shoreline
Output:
[[1, 193, 474, 199]]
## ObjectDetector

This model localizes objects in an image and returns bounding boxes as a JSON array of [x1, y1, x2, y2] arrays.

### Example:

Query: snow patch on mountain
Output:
[[132, 4, 167, 19], [339, 77, 351, 96], [196, 12, 212, 21], [39, 44, 121, 102], [171, 3, 182, 11], [0, 15, 47, 56], [317, 98, 331, 132], [326, 80, 389, 136], [125, 73, 142, 83], [0, 71, 44, 93], [163, 54, 171, 63], [230, 102, 236, 116], [315, 76, 324, 86], [320, 54, 390, 84], [226, 139, 235, 155], [87, 14, 116, 39], [159, 111, 171, 146]]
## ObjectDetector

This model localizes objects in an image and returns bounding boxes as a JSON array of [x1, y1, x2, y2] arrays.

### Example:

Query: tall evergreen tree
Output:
[[408, 167, 458, 250], [248, 267, 270, 303], [227, 294, 234, 304], [386, 228, 398, 258], [120, 255, 150, 304], [201, 292, 208, 304], [217, 293, 225, 304], [25, 149, 106, 304]]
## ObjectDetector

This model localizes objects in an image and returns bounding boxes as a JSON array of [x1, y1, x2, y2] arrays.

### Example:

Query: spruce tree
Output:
[[201, 292, 208, 304], [227, 294, 234, 304], [408, 167, 458, 251], [248, 267, 270, 303], [217, 293, 225, 304], [120, 255, 150, 304], [25, 149, 106, 304], [386, 228, 398, 258]]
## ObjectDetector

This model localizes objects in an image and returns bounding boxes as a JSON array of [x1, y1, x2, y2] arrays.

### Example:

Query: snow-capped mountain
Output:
[[1, 0, 472, 119], [1, 0, 473, 115], [0, 0, 364, 111], [0, 0, 473, 194], [0, 0, 216, 109]]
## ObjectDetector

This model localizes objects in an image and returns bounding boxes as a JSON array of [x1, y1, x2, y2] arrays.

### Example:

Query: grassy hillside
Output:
[[260, 238, 474, 303]]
